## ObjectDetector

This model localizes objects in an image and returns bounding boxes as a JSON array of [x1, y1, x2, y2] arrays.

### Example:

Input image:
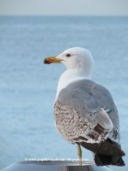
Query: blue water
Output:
[[0, 16, 128, 170]]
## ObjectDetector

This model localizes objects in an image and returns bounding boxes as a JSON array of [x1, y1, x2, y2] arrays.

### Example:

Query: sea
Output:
[[0, 16, 128, 170]]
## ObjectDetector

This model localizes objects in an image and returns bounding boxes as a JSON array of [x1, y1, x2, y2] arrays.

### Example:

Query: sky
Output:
[[0, 0, 128, 16]]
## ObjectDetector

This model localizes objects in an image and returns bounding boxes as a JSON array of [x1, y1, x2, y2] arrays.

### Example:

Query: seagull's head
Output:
[[44, 47, 94, 77]]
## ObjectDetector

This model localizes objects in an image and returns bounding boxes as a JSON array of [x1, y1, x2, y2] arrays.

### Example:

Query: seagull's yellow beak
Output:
[[43, 56, 62, 64]]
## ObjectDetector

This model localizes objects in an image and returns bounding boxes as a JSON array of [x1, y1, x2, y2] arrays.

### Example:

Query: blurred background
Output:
[[0, 0, 128, 170]]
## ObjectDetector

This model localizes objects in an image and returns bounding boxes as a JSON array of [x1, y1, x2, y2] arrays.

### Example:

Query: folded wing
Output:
[[54, 79, 119, 144]]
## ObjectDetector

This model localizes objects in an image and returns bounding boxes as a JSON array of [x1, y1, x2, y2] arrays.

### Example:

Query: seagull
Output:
[[44, 47, 125, 166]]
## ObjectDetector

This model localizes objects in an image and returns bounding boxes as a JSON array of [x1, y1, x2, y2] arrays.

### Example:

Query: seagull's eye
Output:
[[66, 53, 71, 57]]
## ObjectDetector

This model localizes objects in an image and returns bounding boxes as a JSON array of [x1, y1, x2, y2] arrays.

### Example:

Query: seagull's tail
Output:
[[93, 139, 125, 166], [94, 154, 125, 166], [80, 138, 125, 166]]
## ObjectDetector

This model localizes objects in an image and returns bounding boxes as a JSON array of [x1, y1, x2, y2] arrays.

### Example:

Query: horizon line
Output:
[[0, 14, 128, 17]]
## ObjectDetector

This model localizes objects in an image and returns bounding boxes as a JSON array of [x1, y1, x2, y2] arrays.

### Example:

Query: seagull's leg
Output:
[[77, 144, 82, 165]]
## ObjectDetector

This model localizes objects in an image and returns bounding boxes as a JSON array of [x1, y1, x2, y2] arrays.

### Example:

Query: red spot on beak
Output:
[[47, 61, 52, 64]]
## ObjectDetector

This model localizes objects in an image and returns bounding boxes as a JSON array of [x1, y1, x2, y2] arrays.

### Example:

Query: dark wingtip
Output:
[[94, 154, 125, 166]]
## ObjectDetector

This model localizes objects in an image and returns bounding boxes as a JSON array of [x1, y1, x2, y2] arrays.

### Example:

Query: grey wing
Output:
[[54, 79, 119, 144]]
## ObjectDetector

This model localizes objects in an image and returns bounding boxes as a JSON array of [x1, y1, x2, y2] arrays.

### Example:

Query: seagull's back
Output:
[[54, 79, 125, 166]]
